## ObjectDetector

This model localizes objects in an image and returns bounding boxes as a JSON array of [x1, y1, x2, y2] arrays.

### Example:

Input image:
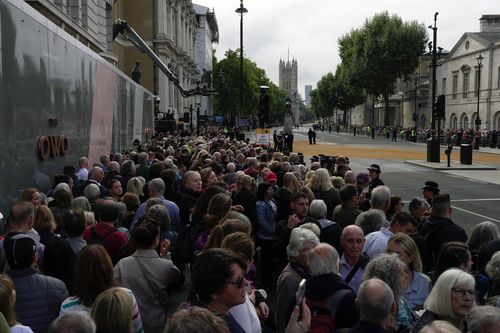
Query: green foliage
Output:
[[212, 49, 287, 126], [338, 11, 428, 125]]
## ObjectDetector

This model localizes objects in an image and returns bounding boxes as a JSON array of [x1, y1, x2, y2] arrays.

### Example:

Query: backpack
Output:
[[88, 226, 117, 246], [307, 289, 351, 333], [172, 221, 203, 267]]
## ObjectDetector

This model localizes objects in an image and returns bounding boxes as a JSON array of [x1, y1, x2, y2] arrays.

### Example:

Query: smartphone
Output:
[[296, 279, 306, 305]]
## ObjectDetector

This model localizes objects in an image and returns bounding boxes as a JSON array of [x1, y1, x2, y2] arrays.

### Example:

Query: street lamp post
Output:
[[474, 54, 483, 150], [427, 12, 440, 162], [235, 0, 247, 126]]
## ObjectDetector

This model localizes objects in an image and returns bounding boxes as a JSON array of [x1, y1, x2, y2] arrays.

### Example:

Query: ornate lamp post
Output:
[[235, 0, 247, 124]]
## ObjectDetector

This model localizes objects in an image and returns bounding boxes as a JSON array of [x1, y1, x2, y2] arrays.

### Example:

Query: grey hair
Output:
[[225, 211, 252, 231], [486, 251, 500, 283], [148, 204, 171, 230], [148, 178, 166, 196], [467, 221, 500, 252], [419, 320, 461, 333], [357, 278, 394, 323], [127, 177, 145, 196], [467, 305, 500, 333], [107, 161, 120, 173], [286, 228, 319, 259], [299, 223, 321, 238], [344, 170, 356, 184], [355, 210, 385, 235], [308, 243, 339, 276], [309, 199, 327, 219], [71, 196, 92, 212], [88, 166, 104, 181], [55, 182, 70, 193], [408, 197, 430, 212], [371, 185, 391, 210], [364, 253, 407, 299], [48, 310, 96, 333], [424, 268, 475, 323], [83, 184, 100, 202]]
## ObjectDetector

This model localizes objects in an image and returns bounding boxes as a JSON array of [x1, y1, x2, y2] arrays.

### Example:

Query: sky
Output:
[[193, 0, 497, 97]]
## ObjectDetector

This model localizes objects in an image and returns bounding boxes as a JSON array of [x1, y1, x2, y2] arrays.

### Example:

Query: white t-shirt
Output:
[[229, 294, 261, 333], [10, 324, 34, 333]]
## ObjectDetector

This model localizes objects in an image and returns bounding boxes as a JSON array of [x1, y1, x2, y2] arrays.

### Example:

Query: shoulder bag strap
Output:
[[133, 256, 158, 296], [344, 260, 362, 284]]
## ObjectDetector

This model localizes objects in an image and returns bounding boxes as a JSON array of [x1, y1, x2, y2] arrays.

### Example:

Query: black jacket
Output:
[[179, 189, 201, 227], [305, 273, 358, 329], [419, 215, 468, 271]]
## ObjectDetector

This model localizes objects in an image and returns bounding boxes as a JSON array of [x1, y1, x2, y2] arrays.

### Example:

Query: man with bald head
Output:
[[339, 225, 367, 294], [347, 278, 396, 333]]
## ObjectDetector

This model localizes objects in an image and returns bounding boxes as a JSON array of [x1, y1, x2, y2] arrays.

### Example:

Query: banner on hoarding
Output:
[[255, 128, 271, 146]]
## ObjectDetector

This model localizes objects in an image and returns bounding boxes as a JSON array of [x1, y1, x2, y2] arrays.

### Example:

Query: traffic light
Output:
[[259, 94, 270, 124], [436, 94, 445, 119]]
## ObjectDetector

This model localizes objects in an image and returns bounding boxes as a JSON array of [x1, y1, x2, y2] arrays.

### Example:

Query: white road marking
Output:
[[451, 206, 500, 224]]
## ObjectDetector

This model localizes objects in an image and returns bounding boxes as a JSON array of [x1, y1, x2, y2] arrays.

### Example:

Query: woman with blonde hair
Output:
[[90, 288, 134, 333], [34, 205, 57, 245], [195, 193, 233, 251], [0, 274, 34, 333], [306, 168, 341, 219], [126, 177, 146, 201], [387, 233, 431, 310], [200, 167, 218, 192]]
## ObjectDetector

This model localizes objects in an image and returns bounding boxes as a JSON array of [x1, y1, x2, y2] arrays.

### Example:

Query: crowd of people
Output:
[[1, 129, 500, 333]]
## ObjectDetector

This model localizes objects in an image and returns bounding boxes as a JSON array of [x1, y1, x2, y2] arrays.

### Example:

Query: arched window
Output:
[[494, 111, 500, 130], [450, 114, 457, 129], [461, 114, 469, 130]]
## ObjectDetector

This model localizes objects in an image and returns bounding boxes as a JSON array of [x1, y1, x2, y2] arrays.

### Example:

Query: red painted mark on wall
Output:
[[37, 136, 69, 160]]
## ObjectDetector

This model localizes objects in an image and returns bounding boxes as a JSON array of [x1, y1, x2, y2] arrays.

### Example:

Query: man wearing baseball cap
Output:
[[4, 232, 68, 332]]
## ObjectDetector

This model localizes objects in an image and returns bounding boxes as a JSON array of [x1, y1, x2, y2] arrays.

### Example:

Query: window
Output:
[[498, 67, 500, 90], [452, 74, 458, 99], [463, 72, 469, 98], [442, 78, 447, 96]]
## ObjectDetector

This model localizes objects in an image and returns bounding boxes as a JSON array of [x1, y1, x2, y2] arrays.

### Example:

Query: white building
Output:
[[436, 15, 500, 130], [193, 3, 219, 119], [305, 85, 312, 107]]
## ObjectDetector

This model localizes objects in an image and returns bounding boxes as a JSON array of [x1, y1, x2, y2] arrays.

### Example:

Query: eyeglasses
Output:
[[225, 276, 245, 289], [451, 288, 475, 297]]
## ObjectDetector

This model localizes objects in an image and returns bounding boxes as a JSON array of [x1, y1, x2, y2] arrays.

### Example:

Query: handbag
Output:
[[134, 257, 169, 309]]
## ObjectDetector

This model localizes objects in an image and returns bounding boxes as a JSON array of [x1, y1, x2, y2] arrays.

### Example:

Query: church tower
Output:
[[279, 55, 298, 97]]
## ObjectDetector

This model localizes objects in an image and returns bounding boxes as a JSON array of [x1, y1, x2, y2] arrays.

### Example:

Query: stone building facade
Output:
[[25, 0, 115, 62], [435, 15, 500, 130], [113, 0, 200, 122], [193, 3, 218, 119]]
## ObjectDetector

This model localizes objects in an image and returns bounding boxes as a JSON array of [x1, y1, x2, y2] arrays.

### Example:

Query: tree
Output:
[[212, 49, 287, 127], [339, 11, 427, 126], [310, 72, 336, 120]]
